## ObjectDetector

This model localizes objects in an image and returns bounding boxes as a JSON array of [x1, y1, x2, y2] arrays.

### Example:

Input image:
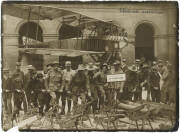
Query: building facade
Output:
[[2, 2, 178, 71]]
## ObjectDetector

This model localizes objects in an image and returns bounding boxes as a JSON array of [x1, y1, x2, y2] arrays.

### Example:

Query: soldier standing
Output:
[[45, 61, 63, 107], [121, 58, 128, 73], [137, 63, 150, 101], [149, 66, 160, 102], [2, 68, 13, 114], [109, 61, 125, 102], [86, 63, 98, 113], [124, 65, 138, 101], [11, 62, 28, 117], [70, 65, 88, 113], [25, 65, 36, 106], [93, 63, 108, 110], [60, 61, 75, 115]]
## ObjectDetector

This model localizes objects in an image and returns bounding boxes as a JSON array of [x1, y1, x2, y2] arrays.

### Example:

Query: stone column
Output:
[[167, 7, 178, 66]]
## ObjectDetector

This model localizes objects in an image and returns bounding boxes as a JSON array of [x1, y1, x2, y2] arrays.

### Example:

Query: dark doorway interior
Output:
[[19, 22, 43, 46], [18, 22, 43, 70], [135, 23, 154, 61]]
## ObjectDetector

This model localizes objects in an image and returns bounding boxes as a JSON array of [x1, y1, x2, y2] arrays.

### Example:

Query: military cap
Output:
[[135, 59, 140, 62], [27, 65, 35, 70], [87, 65, 96, 71], [122, 58, 126, 62], [3, 68, 9, 72], [16, 62, 21, 66], [77, 64, 84, 71], [37, 72, 43, 78], [52, 61, 59, 65], [142, 63, 149, 68], [114, 61, 120, 65], [129, 65, 137, 72], [158, 59, 163, 63], [95, 62, 100, 66], [65, 61, 71, 66], [152, 61, 157, 65]]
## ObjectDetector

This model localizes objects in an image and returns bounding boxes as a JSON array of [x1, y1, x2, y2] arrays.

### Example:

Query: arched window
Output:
[[135, 23, 154, 61], [19, 21, 43, 47], [18, 22, 43, 70]]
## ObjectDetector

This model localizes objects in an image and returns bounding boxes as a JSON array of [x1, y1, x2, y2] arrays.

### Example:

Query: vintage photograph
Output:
[[1, 1, 178, 131]]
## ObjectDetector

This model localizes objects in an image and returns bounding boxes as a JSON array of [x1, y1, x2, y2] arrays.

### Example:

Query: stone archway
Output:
[[18, 21, 43, 46], [135, 23, 154, 61], [18, 22, 44, 70]]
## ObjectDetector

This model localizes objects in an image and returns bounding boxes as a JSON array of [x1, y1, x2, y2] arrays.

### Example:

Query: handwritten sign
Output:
[[107, 73, 126, 82]]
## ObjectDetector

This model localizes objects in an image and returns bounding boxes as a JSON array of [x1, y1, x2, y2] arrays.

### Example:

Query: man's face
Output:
[[78, 70, 84, 74], [102, 66, 107, 73], [53, 64, 59, 71], [16, 66, 21, 71], [66, 66, 71, 71]]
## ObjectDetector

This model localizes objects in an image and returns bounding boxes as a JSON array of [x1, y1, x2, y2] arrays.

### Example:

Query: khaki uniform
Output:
[[2, 76, 13, 114], [94, 71, 107, 109], [61, 69, 75, 114], [11, 70, 28, 116], [70, 72, 88, 112], [109, 68, 125, 102], [46, 69, 63, 105]]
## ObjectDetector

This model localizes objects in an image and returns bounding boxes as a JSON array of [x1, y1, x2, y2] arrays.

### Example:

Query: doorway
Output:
[[135, 23, 154, 61]]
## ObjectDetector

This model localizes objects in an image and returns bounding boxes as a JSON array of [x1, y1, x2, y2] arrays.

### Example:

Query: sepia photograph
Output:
[[1, 1, 178, 131]]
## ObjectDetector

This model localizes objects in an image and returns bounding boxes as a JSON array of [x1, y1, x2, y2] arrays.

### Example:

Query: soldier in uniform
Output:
[[149, 66, 160, 102], [2, 68, 13, 114], [124, 65, 138, 101], [45, 61, 63, 107], [136, 63, 150, 101], [11, 62, 28, 117], [27, 69, 39, 107], [86, 63, 98, 113], [70, 65, 88, 113], [121, 58, 128, 73], [109, 61, 125, 102], [94, 63, 109, 109], [34, 73, 51, 116], [60, 61, 75, 115], [158, 61, 169, 103], [24, 65, 36, 106]]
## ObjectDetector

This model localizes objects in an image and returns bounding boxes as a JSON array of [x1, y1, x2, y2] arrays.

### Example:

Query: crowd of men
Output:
[[2, 58, 176, 118]]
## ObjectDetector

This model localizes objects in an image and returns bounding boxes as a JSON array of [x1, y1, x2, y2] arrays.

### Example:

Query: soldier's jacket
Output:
[[61, 69, 76, 91], [121, 63, 128, 73], [3, 76, 13, 92], [70, 72, 88, 93], [93, 71, 107, 85], [125, 69, 138, 87], [149, 71, 160, 88], [11, 70, 25, 90], [24, 72, 32, 90], [138, 69, 150, 89], [46, 69, 63, 91]]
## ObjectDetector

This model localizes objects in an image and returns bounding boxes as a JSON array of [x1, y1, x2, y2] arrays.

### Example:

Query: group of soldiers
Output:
[[2, 58, 176, 118]]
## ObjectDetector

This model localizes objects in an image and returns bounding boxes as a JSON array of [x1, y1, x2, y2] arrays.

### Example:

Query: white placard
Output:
[[107, 73, 126, 82]]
